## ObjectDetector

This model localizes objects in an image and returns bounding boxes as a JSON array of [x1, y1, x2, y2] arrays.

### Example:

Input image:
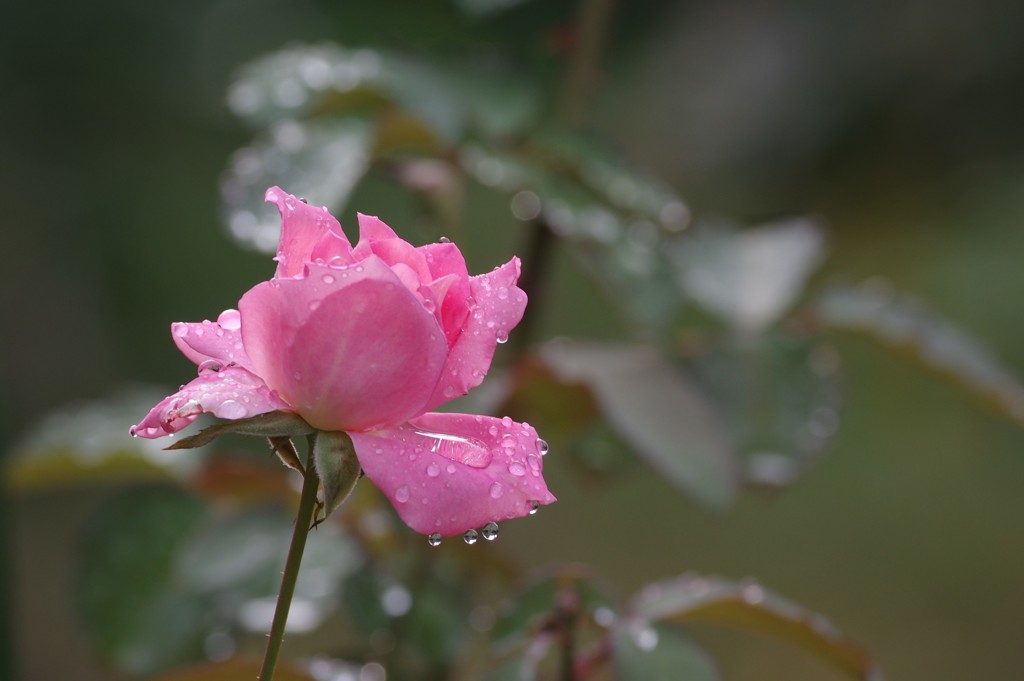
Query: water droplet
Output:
[[308, 300, 321, 311], [218, 400, 248, 419], [536, 438, 549, 456], [439, 236, 451, 243], [197, 359, 222, 375], [423, 299, 436, 313], [488, 425, 498, 437], [489, 482, 504, 499], [321, 273, 336, 284], [508, 462, 527, 477], [407, 427, 492, 468], [481, 522, 499, 541], [446, 463, 457, 474], [636, 627, 659, 651], [501, 416, 513, 427], [528, 500, 539, 515], [427, 533, 441, 547], [742, 583, 765, 604], [292, 371, 302, 381], [463, 529, 478, 544], [194, 326, 204, 336], [426, 462, 440, 477], [173, 324, 188, 338], [497, 286, 509, 299], [395, 485, 410, 503], [496, 332, 508, 344]]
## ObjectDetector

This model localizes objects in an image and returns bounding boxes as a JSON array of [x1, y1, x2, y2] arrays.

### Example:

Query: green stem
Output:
[[258, 436, 321, 681]]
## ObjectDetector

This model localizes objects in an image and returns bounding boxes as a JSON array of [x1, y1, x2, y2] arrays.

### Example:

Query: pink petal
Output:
[[417, 242, 469, 281], [171, 309, 254, 372], [351, 413, 556, 536], [266, 187, 350, 279], [352, 214, 433, 282], [129, 367, 291, 438], [238, 257, 449, 432], [422, 257, 527, 410]]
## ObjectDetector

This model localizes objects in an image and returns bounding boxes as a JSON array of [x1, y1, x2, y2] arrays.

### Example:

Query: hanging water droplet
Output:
[[395, 485, 410, 503], [528, 500, 539, 515], [481, 522, 499, 541], [536, 438, 549, 456], [463, 529, 478, 544], [496, 331, 509, 344], [427, 533, 442, 547]]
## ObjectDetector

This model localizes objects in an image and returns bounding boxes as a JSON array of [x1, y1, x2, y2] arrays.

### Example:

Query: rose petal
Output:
[[266, 186, 350, 278], [352, 214, 433, 282], [417, 242, 470, 281], [129, 367, 291, 438], [351, 413, 556, 535], [422, 257, 527, 410], [239, 257, 449, 432], [171, 309, 254, 372]]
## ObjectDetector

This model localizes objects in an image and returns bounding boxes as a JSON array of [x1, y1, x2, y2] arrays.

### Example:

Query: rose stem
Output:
[[258, 436, 321, 681]]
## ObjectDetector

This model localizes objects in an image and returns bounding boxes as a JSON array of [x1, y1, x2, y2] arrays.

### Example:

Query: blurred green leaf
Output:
[[612, 623, 716, 681], [691, 331, 842, 488], [6, 390, 201, 491], [631, 574, 883, 681], [75, 486, 207, 675], [815, 280, 1024, 424], [492, 567, 614, 647], [669, 219, 825, 333], [540, 340, 738, 509], [221, 118, 373, 252]]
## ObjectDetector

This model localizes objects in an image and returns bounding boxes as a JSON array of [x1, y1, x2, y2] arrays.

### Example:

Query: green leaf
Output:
[[75, 486, 207, 675], [221, 117, 373, 253], [631, 574, 883, 681], [613, 623, 717, 681], [313, 431, 362, 520], [492, 566, 615, 647], [540, 340, 739, 509], [691, 331, 842, 488], [165, 411, 314, 450], [668, 219, 825, 333], [7, 390, 201, 491], [815, 280, 1024, 424]]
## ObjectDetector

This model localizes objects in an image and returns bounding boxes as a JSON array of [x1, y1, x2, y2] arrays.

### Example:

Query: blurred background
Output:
[[4, 0, 1024, 679]]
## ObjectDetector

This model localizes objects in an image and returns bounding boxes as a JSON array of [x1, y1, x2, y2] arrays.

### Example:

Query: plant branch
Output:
[[556, 0, 617, 127], [257, 435, 321, 681]]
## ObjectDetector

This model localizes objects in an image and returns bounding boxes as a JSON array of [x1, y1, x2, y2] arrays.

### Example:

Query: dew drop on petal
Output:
[[218, 309, 242, 330], [536, 438, 549, 456], [489, 482, 504, 499], [446, 463, 457, 474], [218, 400, 248, 419], [528, 500, 539, 515], [439, 236, 451, 243], [173, 325, 188, 338], [321, 274, 336, 284], [497, 286, 508, 299], [496, 332, 508, 344], [481, 522, 499, 541], [463, 529, 478, 545], [427, 533, 442, 547], [508, 462, 527, 476], [308, 300, 321, 311], [426, 462, 441, 477], [395, 485, 410, 503], [197, 359, 222, 375]]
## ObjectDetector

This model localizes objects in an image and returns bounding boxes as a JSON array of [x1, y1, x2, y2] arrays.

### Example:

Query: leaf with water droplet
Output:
[[815, 280, 1024, 425], [630, 574, 884, 681], [541, 340, 738, 509], [613, 623, 716, 681]]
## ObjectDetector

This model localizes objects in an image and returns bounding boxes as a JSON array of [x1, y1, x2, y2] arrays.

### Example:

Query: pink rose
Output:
[[132, 187, 555, 536]]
